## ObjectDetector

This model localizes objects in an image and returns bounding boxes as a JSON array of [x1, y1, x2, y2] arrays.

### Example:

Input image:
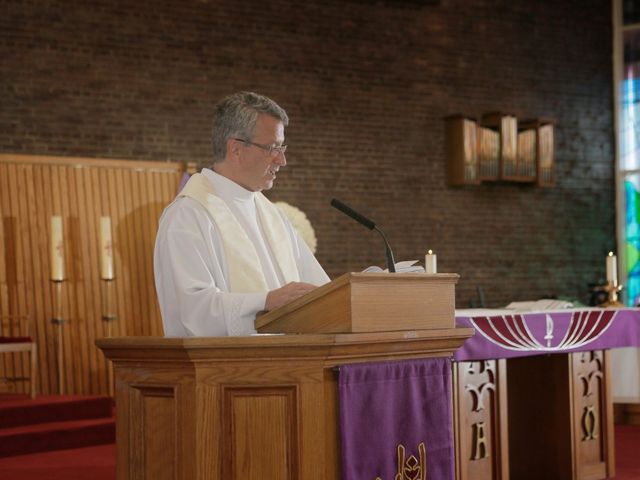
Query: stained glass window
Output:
[[625, 175, 640, 305], [618, 4, 640, 305], [621, 31, 640, 171]]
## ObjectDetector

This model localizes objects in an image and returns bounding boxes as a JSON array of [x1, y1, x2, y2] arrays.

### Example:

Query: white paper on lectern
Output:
[[362, 260, 425, 273]]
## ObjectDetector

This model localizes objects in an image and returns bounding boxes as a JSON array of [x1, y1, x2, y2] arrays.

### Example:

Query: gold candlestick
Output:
[[600, 281, 624, 308]]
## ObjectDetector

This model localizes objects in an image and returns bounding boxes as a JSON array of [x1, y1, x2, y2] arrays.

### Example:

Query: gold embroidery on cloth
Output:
[[375, 442, 427, 480]]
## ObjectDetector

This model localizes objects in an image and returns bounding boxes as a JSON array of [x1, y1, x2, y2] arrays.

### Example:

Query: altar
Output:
[[452, 308, 640, 480]]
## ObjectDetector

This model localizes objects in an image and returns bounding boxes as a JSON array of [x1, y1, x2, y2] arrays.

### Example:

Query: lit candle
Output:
[[606, 251, 617, 285], [99, 216, 114, 280], [50, 216, 64, 281], [425, 249, 437, 274]]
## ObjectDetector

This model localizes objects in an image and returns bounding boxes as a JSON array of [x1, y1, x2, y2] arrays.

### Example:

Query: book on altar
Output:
[[362, 260, 426, 273], [505, 298, 574, 311]]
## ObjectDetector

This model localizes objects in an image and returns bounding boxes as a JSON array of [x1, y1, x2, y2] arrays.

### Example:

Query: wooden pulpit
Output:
[[97, 273, 473, 480], [256, 272, 460, 333]]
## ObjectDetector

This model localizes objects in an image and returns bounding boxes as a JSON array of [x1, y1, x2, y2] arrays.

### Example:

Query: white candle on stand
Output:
[[606, 251, 617, 285], [425, 249, 437, 274], [50, 216, 64, 281], [99, 216, 114, 280]]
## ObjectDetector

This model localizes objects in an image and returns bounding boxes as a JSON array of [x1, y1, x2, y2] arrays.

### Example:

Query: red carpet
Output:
[[0, 444, 115, 480], [0, 394, 115, 458]]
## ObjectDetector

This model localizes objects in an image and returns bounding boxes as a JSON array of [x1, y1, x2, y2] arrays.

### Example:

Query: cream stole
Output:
[[178, 173, 299, 293]]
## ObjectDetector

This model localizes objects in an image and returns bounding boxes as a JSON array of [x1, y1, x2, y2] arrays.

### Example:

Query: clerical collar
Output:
[[201, 168, 255, 202]]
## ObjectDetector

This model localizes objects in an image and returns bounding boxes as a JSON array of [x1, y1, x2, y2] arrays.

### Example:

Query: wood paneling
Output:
[[0, 154, 183, 395], [571, 350, 615, 480], [453, 360, 509, 480]]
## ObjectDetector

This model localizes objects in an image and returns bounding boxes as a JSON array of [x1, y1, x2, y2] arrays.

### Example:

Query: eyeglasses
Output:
[[233, 138, 287, 157]]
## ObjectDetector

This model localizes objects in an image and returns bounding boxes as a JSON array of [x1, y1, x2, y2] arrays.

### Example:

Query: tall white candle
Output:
[[50, 216, 64, 281], [99, 216, 114, 280], [606, 251, 617, 285], [425, 249, 437, 274]]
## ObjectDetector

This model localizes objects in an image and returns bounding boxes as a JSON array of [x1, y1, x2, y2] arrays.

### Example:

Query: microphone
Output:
[[330, 199, 396, 273]]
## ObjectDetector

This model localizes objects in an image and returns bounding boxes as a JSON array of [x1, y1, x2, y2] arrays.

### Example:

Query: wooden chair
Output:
[[0, 315, 37, 399]]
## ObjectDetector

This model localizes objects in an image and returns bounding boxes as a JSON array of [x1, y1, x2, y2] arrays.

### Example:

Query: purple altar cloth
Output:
[[454, 308, 640, 361], [338, 358, 454, 480]]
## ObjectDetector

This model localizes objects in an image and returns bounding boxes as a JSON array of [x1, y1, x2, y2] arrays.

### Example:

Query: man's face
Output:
[[236, 114, 286, 192]]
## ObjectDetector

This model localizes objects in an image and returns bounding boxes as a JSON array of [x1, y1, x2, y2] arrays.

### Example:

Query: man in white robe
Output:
[[154, 92, 330, 336]]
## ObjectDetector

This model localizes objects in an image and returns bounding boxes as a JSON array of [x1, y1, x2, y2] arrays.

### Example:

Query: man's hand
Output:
[[265, 282, 317, 311]]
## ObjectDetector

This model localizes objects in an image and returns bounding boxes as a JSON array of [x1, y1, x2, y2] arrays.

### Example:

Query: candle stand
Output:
[[600, 281, 624, 308], [101, 278, 117, 396], [50, 279, 66, 394]]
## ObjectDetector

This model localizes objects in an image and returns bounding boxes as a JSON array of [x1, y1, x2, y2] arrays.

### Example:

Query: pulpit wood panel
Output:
[[196, 385, 219, 476], [131, 385, 177, 480], [323, 367, 341, 480], [223, 386, 298, 479], [0, 154, 183, 395], [98, 329, 473, 480]]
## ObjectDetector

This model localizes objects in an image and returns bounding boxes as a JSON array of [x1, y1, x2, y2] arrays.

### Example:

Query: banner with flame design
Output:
[[338, 358, 454, 480], [454, 308, 640, 361]]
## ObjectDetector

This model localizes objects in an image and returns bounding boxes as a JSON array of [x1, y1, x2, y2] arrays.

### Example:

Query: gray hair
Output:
[[211, 91, 289, 163]]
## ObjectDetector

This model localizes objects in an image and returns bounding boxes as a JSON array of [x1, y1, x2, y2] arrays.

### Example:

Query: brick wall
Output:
[[1, 0, 614, 307]]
